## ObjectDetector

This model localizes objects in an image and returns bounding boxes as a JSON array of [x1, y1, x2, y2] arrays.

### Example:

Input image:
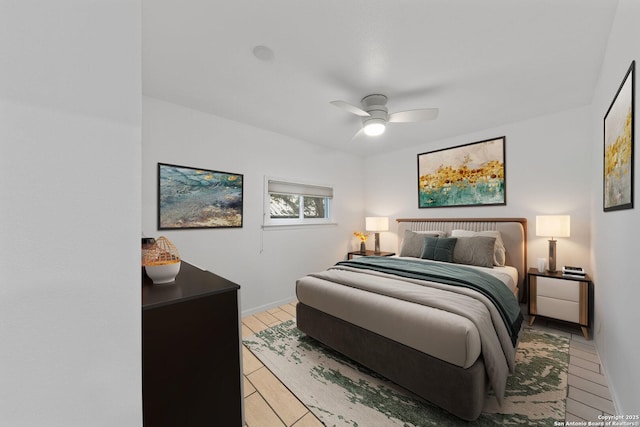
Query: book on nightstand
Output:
[[562, 266, 586, 278]]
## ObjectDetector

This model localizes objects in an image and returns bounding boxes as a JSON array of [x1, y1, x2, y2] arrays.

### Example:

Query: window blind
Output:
[[267, 180, 333, 198]]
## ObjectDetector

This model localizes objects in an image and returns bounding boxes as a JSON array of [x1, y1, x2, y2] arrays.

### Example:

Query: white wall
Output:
[[589, 0, 640, 414], [0, 2, 142, 427], [142, 97, 364, 315], [364, 106, 593, 272]]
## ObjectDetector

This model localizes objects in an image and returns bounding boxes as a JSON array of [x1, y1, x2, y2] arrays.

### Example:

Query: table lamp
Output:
[[365, 217, 389, 254], [536, 215, 570, 272]]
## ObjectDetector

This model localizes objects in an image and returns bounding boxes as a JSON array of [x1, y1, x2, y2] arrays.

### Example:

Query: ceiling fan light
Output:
[[363, 119, 386, 136]]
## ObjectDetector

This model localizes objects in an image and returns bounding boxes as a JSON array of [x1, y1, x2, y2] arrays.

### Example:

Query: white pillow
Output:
[[450, 229, 506, 266]]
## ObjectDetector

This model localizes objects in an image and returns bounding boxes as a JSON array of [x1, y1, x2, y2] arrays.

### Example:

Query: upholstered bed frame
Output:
[[296, 217, 527, 420]]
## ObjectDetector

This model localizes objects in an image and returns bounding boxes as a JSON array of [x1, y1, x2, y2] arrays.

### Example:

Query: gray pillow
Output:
[[450, 229, 506, 266], [452, 236, 496, 268], [421, 237, 458, 263], [399, 230, 444, 257]]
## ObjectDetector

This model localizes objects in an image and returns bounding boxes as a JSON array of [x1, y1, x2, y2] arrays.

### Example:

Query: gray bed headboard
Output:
[[396, 217, 528, 298]]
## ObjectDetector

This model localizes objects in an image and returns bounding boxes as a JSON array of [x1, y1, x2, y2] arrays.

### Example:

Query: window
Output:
[[264, 177, 334, 227]]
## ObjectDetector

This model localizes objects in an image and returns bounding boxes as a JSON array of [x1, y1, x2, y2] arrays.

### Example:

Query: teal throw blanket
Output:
[[336, 257, 523, 346]]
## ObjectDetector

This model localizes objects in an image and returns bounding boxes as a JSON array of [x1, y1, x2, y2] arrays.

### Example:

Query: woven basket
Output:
[[143, 236, 180, 266]]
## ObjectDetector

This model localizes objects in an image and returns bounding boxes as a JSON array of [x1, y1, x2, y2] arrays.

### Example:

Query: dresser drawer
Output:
[[537, 276, 580, 302], [537, 295, 580, 323]]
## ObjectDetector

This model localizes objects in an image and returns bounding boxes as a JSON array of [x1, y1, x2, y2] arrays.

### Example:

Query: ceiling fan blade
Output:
[[350, 127, 365, 142], [388, 108, 439, 123], [330, 100, 371, 117]]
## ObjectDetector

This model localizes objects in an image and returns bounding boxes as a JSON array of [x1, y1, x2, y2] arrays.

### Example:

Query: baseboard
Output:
[[240, 296, 296, 318]]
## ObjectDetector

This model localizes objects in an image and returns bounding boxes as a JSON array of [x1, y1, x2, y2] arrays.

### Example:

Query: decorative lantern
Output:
[[143, 236, 181, 284]]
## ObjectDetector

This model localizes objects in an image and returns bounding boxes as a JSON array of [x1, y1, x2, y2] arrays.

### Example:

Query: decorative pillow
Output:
[[399, 230, 446, 258], [421, 236, 439, 260], [452, 236, 496, 268], [450, 229, 506, 266], [421, 237, 458, 263]]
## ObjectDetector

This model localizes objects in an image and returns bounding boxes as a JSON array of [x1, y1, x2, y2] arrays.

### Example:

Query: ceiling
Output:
[[142, 0, 618, 157]]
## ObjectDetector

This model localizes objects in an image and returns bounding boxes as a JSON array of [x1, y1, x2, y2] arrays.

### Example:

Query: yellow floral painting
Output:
[[418, 137, 506, 208], [604, 61, 634, 211]]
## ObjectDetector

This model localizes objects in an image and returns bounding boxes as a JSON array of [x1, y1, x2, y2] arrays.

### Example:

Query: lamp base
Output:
[[547, 239, 557, 272], [374, 232, 381, 254]]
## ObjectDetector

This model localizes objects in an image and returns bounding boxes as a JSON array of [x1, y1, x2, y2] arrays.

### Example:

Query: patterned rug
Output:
[[244, 320, 569, 426]]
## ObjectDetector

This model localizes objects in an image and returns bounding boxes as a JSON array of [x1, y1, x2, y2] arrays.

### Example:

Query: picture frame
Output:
[[158, 163, 243, 229], [603, 60, 634, 212], [417, 136, 506, 208]]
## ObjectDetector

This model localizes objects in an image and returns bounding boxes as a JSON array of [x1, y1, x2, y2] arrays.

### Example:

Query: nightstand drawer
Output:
[[537, 295, 580, 323], [537, 276, 580, 302]]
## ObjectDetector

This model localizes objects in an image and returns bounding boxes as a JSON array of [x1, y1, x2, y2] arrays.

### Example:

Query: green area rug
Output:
[[244, 320, 569, 426]]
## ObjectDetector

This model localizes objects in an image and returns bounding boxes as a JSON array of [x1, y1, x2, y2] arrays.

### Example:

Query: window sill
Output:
[[262, 222, 338, 231]]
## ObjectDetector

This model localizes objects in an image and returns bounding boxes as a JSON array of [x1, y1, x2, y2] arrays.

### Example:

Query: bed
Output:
[[295, 217, 527, 421]]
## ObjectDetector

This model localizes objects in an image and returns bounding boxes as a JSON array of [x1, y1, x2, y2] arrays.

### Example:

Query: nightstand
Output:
[[528, 268, 592, 339], [347, 250, 395, 260]]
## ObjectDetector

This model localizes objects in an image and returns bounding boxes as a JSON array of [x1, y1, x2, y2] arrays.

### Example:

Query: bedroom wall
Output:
[[0, 1, 142, 426], [363, 106, 593, 272], [142, 97, 365, 315], [589, 0, 640, 415]]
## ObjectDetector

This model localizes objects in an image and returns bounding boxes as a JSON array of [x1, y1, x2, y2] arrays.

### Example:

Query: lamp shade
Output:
[[365, 217, 389, 232], [536, 215, 570, 238]]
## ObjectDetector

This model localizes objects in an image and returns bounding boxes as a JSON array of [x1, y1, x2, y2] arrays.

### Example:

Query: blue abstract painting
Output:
[[158, 163, 243, 229]]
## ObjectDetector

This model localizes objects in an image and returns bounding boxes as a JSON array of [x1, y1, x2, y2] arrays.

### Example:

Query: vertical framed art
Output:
[[417, 136, 506, 208], [158, 163, 244, 229], [604, 61, 634, 212]]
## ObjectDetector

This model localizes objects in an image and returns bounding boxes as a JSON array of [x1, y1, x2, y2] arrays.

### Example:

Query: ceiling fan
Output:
[[330, 94, 439, 138]]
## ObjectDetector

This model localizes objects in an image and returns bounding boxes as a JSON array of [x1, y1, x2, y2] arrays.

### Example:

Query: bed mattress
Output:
[[296, 258, 518, 369]]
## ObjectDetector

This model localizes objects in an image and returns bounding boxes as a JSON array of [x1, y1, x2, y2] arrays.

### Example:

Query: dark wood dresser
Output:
[[142, 261, 242, 426]]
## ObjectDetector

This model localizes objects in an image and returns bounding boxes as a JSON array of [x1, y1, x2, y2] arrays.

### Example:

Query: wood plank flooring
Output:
[[241, 302, 322, 427], [241, 301, 615, 426]]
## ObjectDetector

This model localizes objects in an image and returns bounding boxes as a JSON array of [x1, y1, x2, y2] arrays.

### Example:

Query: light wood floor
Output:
[[241, 301, 615, 426], [241, 302, 323, 427]]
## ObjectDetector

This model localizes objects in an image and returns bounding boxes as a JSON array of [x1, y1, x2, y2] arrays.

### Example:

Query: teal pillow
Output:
[[421, 237, 458, 262], [421, 236, 439, 260]]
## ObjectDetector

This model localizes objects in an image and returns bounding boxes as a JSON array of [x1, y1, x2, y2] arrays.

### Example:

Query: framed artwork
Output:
[[158, 163, 243, 229], [604, 60, 634, 212], [417, 136, 506, 208]]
